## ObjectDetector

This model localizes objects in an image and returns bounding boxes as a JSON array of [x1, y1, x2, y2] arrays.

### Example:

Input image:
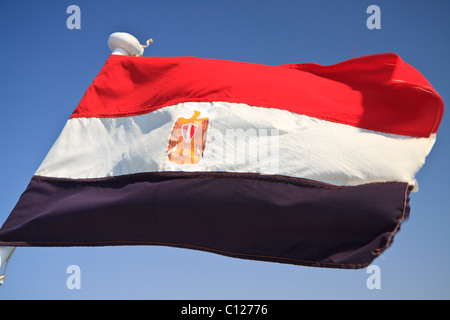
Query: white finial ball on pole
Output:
[[108, 32, 152, 56]]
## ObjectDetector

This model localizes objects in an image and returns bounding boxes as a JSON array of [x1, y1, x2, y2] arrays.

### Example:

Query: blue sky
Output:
[[0, 0, 448, 300]]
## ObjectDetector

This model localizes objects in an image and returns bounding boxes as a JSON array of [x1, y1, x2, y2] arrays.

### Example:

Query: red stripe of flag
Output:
[[71, 53, 443, 138]]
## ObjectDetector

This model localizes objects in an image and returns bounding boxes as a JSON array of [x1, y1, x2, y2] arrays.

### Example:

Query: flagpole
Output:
[[0, 246, 15, 286]]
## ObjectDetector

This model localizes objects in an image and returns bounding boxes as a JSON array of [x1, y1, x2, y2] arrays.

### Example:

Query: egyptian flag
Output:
[[0, 53, 443, 269]]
